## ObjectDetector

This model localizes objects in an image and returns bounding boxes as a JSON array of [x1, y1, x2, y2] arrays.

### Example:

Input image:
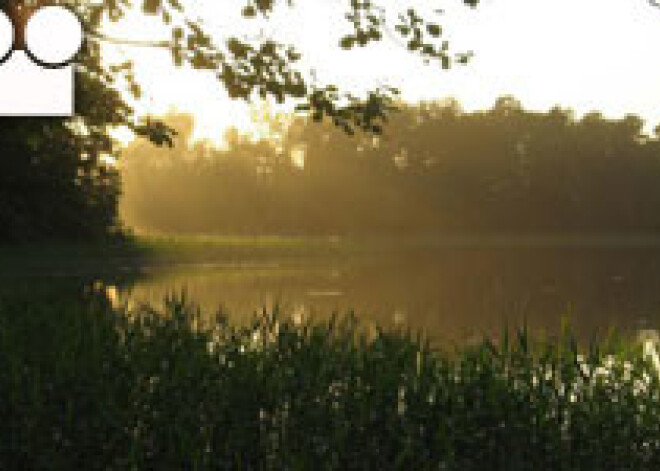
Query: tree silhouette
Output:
[[0, 0, 481, 242], [121, 101, 660, 236]]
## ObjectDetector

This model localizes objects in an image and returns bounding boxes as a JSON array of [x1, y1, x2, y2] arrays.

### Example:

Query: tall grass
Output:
[[1, 292, 659, 469]]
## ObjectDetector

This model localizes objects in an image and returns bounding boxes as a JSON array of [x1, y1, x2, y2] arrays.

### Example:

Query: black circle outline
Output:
[[0, 10, 14, 66], [0, 5, 84, 69], [24, 5, 84, 68]]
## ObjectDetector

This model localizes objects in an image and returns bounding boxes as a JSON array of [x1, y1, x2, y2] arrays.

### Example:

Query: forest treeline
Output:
[[121, 97, 660, 236]]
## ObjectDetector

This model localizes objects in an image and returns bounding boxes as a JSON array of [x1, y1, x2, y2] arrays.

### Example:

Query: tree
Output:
[[3, 0, 483, 137], [0, 0, 480, 241], [120, 102, 660, 236]]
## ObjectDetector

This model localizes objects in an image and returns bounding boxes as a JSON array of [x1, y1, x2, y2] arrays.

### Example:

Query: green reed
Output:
[[1, 292, 659, 470]]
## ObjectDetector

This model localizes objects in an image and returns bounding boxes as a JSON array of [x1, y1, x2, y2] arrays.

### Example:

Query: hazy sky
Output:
[[103, 0, 660, 144]]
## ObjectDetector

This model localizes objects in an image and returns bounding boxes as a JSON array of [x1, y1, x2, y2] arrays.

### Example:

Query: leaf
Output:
[[455, 51, 474, 65], [286, 49, 301, 62], [407, 39, 421, 51], [340, 36, 355, 50], [129, 82, 142, 99], [426, 24, 442, 37], [369, 28, 382, 41], [395, 25, 411, 36], [356, 30, 369, 46], [441, 54, 450, 69], [422, 45, 435, 56], [142, 0, 161, 14], [242, 5, 257, 17]]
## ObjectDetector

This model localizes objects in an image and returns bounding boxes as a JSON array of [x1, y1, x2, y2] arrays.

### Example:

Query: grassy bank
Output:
[[0, 234, 353, 277], [6, 233, 660, 277], [1, 293, 660, 469]]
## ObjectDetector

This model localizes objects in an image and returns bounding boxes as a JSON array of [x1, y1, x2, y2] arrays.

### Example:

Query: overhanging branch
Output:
[[84, 27, 172, 48]]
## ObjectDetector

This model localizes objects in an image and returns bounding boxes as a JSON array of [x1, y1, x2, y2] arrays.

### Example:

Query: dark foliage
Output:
[[0, 0, 173, 242], [1, 292, 659, 469]]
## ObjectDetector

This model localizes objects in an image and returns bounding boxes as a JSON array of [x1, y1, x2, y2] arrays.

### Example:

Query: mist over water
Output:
[[80, 101, 660, 342]]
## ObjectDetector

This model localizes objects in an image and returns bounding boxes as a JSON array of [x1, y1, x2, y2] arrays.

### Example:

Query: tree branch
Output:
[[84, 27, 172, 49]]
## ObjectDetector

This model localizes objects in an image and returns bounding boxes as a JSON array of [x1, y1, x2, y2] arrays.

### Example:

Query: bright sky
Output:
[[102, 0, 660, 144]]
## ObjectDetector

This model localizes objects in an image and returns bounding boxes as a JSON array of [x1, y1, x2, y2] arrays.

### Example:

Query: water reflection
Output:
[[78, 247, 660, 343], [4, 247, 660, 342]]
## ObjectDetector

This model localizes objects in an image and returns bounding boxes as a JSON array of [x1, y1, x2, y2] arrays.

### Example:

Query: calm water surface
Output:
[[6, 246, 660, 342]]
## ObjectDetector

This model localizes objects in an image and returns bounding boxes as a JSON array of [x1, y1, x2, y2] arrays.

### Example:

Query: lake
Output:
[[4, 239, 660, 342]]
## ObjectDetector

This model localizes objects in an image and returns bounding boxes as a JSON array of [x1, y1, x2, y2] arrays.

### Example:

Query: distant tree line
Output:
[[122, 97, 660, 236]]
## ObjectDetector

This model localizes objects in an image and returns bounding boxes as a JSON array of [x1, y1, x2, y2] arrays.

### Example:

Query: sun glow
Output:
[[100, 0, 660, 147]]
